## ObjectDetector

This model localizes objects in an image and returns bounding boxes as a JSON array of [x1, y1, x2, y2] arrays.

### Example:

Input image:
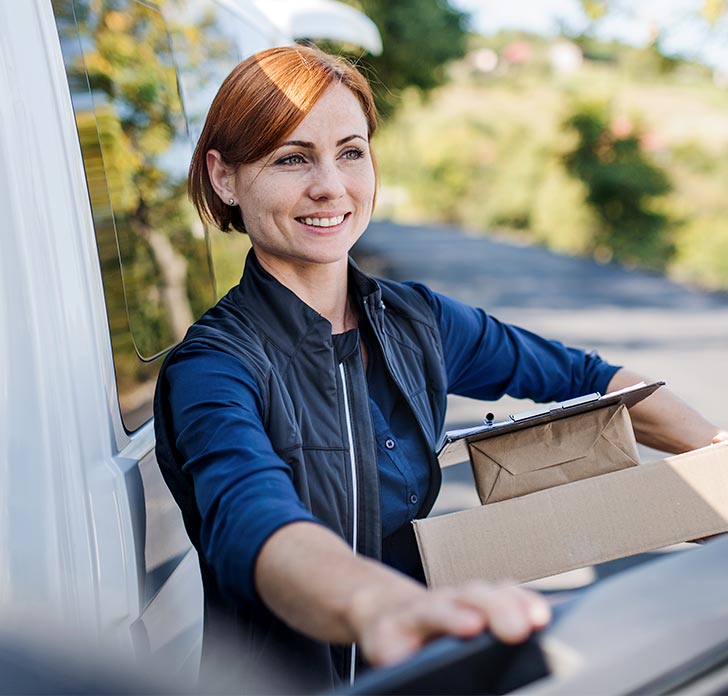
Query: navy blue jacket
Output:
[[154, 250, 618, 691]]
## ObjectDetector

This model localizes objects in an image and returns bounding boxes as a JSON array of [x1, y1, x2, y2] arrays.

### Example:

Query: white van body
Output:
[[0, 0, 379, 683]]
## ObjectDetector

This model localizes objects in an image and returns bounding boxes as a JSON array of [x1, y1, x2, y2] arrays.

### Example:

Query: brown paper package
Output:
[[469, 403, 640, 504]]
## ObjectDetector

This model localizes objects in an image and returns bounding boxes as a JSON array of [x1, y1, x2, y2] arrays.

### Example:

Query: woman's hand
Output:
[[712, 431, 728, 444], [349, 580, 551, 667], [256, 522, 549, 668]]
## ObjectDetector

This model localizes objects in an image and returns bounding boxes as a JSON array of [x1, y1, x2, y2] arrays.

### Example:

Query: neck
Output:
[[254, 252, 356, 333]]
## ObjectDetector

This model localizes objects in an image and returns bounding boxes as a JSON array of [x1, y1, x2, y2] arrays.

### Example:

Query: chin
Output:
[[302, 240, 358, 264]]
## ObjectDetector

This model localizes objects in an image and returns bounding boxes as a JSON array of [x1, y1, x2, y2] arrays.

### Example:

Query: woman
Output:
[[154, 45, 727, 691]]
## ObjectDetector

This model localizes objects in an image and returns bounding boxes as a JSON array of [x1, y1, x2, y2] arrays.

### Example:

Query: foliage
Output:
[[55, 0, 228, 414], [77, 3, 203, 358], [576, 0, 728, 79], [530, 159, 597, 256], [332, 0, 468, 117], [673, 216, 728, 290], [562, 100, 674, 268], [373, 31, 728, 289]]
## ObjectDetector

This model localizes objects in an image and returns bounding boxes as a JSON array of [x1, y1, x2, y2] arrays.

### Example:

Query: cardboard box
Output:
[[414, 443, 728, 588]]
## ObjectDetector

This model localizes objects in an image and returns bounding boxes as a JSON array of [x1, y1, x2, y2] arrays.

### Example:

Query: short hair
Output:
[[189, 45, 379, 233]]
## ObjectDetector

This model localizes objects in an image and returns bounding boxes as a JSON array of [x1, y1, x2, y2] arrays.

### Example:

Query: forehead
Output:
[[285, 83, 368, 142]]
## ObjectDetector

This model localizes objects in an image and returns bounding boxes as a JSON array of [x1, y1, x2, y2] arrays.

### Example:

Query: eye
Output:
[[341, 147, 365, 161], [276, 153, 307, 166]]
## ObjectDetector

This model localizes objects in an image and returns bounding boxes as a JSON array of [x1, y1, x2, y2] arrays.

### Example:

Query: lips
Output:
[[296, 213, 347, 228]]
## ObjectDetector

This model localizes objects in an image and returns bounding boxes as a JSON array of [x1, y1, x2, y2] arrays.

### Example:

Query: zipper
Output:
[[338, 362, 358, 684]]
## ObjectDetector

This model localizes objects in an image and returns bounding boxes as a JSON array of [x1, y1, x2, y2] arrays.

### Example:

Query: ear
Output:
[[206, 149, 236, 204]]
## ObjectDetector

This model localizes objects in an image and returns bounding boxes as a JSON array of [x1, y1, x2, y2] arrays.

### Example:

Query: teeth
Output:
[[300, 215, 345, 227]]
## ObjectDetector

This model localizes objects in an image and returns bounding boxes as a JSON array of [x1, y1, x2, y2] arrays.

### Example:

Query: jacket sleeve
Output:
[[165, 343, 321, 605], [406, 282, 621, 403]]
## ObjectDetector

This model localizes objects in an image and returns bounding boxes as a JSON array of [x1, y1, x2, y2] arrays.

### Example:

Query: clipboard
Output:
[[437, 381, 664, 468]]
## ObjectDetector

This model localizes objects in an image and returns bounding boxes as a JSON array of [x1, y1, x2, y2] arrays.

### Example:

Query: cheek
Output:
[[252, 183, 293, 217], [239, 186, 283, 230], [351, 168, 376, 208]]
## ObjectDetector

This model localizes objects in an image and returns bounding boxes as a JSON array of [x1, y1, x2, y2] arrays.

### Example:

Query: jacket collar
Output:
[[232, 249, 383, 354]]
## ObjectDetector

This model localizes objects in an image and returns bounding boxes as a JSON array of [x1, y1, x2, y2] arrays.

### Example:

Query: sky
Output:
[[450, 0, 728, 73]]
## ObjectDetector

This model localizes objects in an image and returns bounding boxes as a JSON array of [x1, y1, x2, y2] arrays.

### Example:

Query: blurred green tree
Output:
[[562, 101, 674, 268], [334, 0, 468, 116]]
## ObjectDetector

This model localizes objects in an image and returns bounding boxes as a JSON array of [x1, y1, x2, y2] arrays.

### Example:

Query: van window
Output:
[[165, 0, 266, 297], [168, 0, 277, 296], [53, 0, 224, 430]]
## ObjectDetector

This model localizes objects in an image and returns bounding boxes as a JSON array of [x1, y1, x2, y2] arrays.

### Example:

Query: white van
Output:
[[0, 0, 379, 684]]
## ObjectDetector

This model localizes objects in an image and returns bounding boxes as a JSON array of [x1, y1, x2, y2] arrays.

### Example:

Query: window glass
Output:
[[53, 0, 277, 428], [53, 0, 221, 430], [166, 0, 266, 298]]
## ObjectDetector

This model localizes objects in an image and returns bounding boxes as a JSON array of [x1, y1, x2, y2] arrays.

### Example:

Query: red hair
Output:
[[189, 45, 378, 233]]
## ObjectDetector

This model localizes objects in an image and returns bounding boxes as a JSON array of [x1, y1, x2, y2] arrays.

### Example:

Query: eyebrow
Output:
[[278, 134, 368, 149]]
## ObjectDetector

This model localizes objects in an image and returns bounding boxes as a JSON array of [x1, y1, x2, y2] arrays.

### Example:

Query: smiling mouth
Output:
[[296, 213, 347, 228]]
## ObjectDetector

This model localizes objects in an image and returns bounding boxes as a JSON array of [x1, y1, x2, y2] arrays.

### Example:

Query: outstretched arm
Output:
[[255, 521, 550, 667], [608, 368, 728, 453]]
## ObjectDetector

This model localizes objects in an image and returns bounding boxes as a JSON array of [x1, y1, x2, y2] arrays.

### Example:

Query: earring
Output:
[[228, 198, 235, 206]]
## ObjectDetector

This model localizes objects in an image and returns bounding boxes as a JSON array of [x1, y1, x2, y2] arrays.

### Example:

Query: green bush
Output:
[[376, 102, 550, 234], [373, 42, 728, 291], [531, 158, 597, 256], [562, 100, 675, 268]]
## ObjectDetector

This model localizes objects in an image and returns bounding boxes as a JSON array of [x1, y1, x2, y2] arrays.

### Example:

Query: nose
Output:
[[307, 159, 346, 201]]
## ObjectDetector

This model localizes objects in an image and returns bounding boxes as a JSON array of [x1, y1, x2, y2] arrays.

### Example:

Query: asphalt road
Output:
[[353, 219, 728, 591]]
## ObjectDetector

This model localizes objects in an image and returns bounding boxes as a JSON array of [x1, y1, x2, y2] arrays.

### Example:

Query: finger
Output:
[[365, 593, 486, 666], [401, 589, 487, 637], [520, 587, 552, 629], [455, 583, 551, 644], [362, 585, 550, 667], [711, 431, 728, 444]]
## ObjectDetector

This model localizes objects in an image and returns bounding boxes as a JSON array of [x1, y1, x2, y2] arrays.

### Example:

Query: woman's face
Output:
[[229, 83, 375, 276]]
